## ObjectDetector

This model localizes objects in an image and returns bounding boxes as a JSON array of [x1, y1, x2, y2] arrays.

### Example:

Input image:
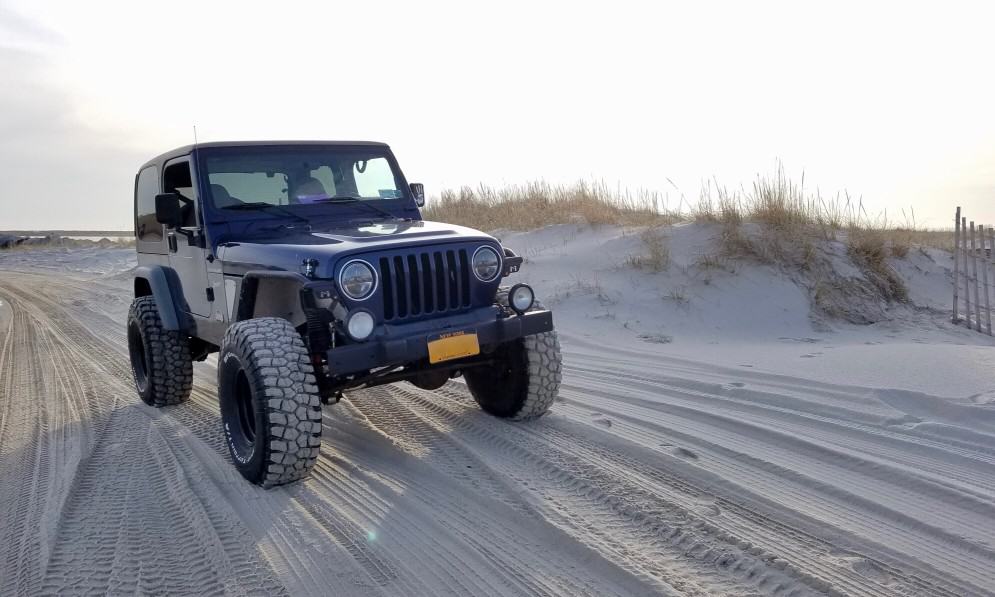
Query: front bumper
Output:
[[326, 306, 554, 376]]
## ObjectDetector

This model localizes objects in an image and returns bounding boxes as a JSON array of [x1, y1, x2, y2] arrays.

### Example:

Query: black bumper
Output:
[[326, 307, 554, 376]]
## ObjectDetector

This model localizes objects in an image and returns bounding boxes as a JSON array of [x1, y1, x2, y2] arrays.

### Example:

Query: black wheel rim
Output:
[[233, 369, 256, 445], [127, 320, 149, 392], [466, 340, 528, 416]]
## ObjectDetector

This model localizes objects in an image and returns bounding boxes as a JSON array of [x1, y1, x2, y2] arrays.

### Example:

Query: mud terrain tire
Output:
[[218, 317, 322, 487], [127, 296, 193, 407], [465, 316, 562, 420]]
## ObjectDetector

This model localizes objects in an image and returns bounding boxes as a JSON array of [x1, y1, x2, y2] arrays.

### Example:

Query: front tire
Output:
[[218, 318, 322, 488], [464, 329, 562, 420], [127, 296, 193, 407]]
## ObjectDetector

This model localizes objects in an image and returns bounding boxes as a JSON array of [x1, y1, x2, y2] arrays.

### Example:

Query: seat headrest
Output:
[[211, 183, 233, 203], [295, 177, 328, 202]]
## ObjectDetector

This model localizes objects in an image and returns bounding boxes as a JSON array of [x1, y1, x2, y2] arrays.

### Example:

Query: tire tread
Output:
[[128, 296, 192, 406], [221, 318, 322, 488], [510, 330, 562, 420]]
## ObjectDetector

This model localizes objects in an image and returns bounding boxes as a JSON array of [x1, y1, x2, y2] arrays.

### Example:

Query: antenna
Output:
[[193, 125, 198, 144]]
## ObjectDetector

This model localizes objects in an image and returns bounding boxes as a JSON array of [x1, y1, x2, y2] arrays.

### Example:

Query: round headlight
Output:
[[346, 310, 375, 341], [339, 260, 376, 300], [509, 283, 535, 313], [472, 246, 501, 281]]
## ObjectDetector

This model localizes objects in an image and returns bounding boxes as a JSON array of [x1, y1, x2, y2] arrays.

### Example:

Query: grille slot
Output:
[[378, 249, 472, 321]]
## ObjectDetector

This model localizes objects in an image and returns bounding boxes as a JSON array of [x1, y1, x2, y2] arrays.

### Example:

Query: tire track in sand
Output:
[[4, 266, 992, 596], [0, 276, 290, 596], [1, 272, 669, 596], [0, 305, 49, 594]]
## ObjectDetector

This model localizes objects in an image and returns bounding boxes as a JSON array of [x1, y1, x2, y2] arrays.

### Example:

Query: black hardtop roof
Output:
[[140, 140, 390, 171]]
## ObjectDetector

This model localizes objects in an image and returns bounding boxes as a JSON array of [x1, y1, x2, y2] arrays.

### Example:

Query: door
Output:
[[162, 157, 212, 318]]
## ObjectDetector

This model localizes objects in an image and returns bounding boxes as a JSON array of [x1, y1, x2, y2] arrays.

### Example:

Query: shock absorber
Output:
[[299, 287, 337, 403]]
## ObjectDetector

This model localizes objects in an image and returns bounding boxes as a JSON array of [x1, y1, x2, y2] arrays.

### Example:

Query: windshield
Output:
[[200, 146, 409, 213]]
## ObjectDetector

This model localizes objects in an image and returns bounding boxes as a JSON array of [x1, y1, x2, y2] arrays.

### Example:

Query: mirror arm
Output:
[[174, 226, 204, 247]]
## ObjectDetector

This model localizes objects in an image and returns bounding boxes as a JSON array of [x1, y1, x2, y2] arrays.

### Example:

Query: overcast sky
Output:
[[1, 0, 993, 230]]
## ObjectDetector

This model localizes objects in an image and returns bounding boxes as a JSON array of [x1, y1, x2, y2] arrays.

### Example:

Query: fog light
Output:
[[509, 283, 535, 314], [346, 310, 375, 341]]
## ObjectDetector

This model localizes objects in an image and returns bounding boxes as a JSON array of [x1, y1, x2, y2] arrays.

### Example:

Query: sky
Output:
[[1, 0, 993, 230]]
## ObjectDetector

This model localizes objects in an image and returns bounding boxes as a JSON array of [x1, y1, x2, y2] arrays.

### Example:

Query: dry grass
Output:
[[423, 172, 954, 260], [553, 275, 617, 307], [664, 286, 690, 306], [881, 228, 953, 252], [422, 181, 677, 231], [701, 169, 882, 238], [694, 253, 727, 271], [847, 229, 909, 302], [624, 228, 670, 272]]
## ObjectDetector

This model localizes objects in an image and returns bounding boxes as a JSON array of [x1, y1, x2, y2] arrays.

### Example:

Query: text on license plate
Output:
[[427, 331, 480, 364]]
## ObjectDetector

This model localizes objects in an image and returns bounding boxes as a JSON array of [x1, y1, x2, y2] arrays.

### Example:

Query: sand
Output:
[[1, 225, 993, 596]]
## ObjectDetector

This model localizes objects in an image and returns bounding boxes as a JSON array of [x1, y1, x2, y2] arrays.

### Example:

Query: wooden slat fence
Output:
[[953, 207, 994, 335]]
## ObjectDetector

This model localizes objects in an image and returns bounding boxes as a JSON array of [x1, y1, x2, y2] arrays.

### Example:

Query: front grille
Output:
[[379, 248, 472, 320]]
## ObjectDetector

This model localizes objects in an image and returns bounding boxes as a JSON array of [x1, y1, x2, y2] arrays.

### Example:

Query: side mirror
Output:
[[409, 183, 425, 207], [155, 193, 183, 228]]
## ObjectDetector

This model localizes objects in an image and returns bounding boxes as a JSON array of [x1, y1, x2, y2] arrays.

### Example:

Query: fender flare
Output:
[[133, 265, 187, 331]]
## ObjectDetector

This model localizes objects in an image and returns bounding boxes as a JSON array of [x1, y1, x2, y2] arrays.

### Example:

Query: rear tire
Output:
[[127, 296, 192, 407], [218, 318, 322, 488], [465, 327, 562, 420]]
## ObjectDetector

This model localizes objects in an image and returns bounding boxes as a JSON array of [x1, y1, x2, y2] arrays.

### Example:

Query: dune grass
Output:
[[423, 172, 953, 255], [421, 181, 678, 231], [624, 228, 670, 272]]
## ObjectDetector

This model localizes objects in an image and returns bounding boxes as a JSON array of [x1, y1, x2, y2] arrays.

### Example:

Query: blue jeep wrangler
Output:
[[127, 141, 562, 487]]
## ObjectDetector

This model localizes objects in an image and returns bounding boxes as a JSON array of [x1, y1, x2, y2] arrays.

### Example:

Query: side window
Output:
[[353, 157, 400, 198], [135, 166, 162, 242], [163, 161, 198, 227]]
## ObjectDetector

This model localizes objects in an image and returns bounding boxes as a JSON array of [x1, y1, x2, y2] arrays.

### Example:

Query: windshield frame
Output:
[[194, 143, 420, 226]]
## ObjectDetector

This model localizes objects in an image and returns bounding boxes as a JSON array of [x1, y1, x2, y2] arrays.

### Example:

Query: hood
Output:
[[218, 219, 499, 277]]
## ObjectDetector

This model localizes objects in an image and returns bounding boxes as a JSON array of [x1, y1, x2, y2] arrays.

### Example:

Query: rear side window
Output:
[[135, 166, 161, 242]]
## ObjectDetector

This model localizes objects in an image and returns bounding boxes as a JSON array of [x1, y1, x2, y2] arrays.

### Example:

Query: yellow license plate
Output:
[[427, 331, 480, 364]]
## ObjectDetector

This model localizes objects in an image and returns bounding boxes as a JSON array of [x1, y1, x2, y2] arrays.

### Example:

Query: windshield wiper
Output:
[[221, 202, 310, 225], [311, 197, 403, 221]]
